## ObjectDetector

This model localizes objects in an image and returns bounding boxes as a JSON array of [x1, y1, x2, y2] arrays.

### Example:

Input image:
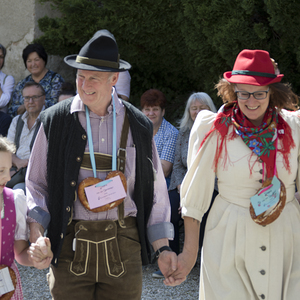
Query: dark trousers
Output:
[[169, 189, 218, 254], [48, 217, 142, 300]]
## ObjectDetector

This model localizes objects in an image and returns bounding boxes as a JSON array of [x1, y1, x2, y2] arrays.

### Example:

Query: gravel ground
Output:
[[17, 228, 201, 300]]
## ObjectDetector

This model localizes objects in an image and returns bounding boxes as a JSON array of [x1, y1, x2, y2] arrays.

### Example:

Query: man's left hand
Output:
[[157, 250, 177, 279]]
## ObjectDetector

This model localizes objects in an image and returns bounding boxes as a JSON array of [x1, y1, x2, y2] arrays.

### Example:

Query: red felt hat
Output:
[[223, 49, 284, 86]]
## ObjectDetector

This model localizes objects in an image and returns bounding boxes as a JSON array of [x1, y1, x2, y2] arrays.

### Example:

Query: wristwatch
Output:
[[152, 246, 172, 264]]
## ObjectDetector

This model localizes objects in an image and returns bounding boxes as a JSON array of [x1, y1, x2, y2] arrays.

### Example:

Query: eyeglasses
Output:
[[235, 88, 269, 100], [23, 95, 44, 102]]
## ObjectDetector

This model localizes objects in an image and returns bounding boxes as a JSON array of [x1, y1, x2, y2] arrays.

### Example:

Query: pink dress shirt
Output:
[[26, 89, 170, 230]]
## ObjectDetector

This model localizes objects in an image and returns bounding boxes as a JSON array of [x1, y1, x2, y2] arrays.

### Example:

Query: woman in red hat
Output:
[[165, 49, 300, 300]]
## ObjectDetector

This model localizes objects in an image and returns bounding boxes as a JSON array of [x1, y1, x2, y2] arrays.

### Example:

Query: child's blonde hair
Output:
[[0, 136, 16, 154]]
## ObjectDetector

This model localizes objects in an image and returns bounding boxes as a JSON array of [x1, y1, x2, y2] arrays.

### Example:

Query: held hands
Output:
[[163, 250, 195, 286], [158, 249, 195, 286], [163, 216, 200, 286], [157, 250, 177, 280], [28, 236, 53, 270]]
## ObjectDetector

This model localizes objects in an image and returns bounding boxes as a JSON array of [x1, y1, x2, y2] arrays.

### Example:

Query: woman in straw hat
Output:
[[165, 49, 300, 300]]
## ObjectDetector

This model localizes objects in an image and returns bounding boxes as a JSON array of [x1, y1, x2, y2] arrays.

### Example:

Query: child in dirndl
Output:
[[0, 136, 52, 299]]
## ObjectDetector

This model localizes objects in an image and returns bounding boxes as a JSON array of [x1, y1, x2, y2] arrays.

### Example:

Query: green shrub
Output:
[[37, 0, 300, 124]]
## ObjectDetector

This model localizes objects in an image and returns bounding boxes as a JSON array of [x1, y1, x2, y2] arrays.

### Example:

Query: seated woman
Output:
[[168, 92, 217, 255], [8, 43, 64, 117], [0, 43, 14, 113], [140, 89, 178, 188]]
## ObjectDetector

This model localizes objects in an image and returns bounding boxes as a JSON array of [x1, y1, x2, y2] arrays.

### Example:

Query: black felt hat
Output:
[[64, 29, 131, 72]]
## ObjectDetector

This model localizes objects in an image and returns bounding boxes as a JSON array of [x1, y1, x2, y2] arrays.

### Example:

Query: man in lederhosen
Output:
[[26, 30, 176, 299]]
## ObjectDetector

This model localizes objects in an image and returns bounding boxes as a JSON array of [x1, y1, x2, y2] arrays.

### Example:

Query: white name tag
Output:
[[0, 267, 14, 296], [250, 176, 281, 216], [84, 175, 126, 210]]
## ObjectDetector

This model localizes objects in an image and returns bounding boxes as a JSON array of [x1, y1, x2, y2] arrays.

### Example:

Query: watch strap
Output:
[[152, 246, 172, 264]]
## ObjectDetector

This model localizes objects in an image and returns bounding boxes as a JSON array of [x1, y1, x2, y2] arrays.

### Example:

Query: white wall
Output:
[[0, 0, 74, 86]]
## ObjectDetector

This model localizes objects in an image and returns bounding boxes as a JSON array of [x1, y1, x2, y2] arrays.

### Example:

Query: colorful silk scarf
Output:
[[200, 101, 295, 179]]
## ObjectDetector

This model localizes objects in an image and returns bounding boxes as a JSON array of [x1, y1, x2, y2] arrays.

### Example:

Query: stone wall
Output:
[[0, 0, 75, 88]]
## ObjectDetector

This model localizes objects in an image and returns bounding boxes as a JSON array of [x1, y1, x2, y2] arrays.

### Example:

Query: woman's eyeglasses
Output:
[[235, 88, 269, 100]]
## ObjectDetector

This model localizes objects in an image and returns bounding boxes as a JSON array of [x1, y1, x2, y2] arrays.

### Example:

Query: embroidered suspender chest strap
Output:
[[79, 111, 129, 227], [80, 113, 129, 172]]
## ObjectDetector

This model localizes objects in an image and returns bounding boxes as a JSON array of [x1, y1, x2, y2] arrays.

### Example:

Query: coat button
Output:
[[66, 206, 70, 212], [260, 270, 266, 275], [61, 233, 64, 239], [55, 258, 57, 264], [259, 179, 263, 183], [260, 295, 265, 299], [261, 246, 266, 251], [259, 159, 263, 163], [82, 134, 87, 140], [76, 157, 81, 162], [71, 181, 76, 187], [259, 169, 263, 174]]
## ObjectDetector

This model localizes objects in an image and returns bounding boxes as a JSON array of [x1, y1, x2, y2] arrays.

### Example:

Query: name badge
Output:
[[250, 176, 281, 216], [0, 267, 14, 296], [84, 175, 127, 210]]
